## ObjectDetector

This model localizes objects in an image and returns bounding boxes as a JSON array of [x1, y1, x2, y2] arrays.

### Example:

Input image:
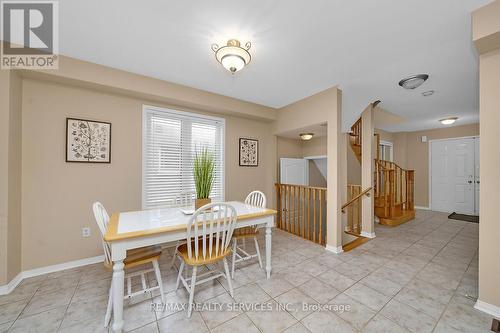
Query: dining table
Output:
[[104, 201, 276, 333]]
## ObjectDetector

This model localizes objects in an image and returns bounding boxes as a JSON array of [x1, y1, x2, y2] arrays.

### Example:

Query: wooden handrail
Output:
[[342, 187, 372, 212], [275, 183, 327, 191]]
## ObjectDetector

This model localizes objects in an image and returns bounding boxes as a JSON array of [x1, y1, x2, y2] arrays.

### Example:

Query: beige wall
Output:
[[21, 79, 277, 270], [301, 136, 361, 185], [308, 160, 327, 187], [478, 47, 500, 313], [394, 124, 479, 207], [474, 0, 500, 311], [0, 70, 23, 284], [301, 137, 327, 157]]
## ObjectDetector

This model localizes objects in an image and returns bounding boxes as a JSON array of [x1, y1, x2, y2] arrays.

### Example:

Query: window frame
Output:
[[141, 105, 225, 209]]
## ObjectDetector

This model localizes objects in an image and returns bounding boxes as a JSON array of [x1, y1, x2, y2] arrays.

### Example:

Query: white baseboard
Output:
[[0, 255, 104, 295], [0, 272, 23, 295], [415, 206, 431, 210], [474, 299, 500, 318], [360, 231, 376, 239], [325, 245, 344, 254]]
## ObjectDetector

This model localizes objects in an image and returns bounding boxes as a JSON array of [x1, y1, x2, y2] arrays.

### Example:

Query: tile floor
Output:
[[0, 210, 494, 333]]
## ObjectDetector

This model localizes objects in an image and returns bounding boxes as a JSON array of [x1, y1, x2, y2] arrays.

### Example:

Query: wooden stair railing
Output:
[[342, 186, 372, 235], [374, 159, 415, 225], [348, 118, 362, 162], [275, 183, 326, 246]]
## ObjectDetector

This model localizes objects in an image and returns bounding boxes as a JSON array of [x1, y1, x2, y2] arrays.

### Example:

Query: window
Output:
[[142, 106, 225, 209]]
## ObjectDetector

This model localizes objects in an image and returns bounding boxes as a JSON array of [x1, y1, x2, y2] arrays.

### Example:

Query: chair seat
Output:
[[232, 227, 259, 239], [177, 241, 231, 266], [104, 245, 162, 269]]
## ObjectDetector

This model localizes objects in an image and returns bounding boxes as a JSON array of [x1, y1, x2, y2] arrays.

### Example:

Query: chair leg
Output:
[[104, 283, 113, 327], [187, 266, 197, 318], [231, 239, 237, 278], [176, 261, 184, 290], [223, 258, 234, 297], [254, 237, 263, 269], [170, 240, 179, 268], [152, 259, 166, 305]]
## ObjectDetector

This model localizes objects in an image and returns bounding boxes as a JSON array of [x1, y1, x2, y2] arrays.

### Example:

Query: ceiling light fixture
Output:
[[439, 117, 458, 125], [422, 90, 435, 97], [300, 133, 314, 141], [398, 74, 429, 90], [211, 39, 251, 74]]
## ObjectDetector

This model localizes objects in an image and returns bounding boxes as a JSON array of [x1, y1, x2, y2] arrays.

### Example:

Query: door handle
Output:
[[476, 181, 480, 184], [467, 180, 473, 184]]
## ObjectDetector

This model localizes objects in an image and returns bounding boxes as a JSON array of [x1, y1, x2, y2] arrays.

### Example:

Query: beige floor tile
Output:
[[157, 311, 208, 333], [256, 276, 294, 298], [246, 300, 297, 333], [0, 281, 39, 306], [21, 286, 75, 317], [210, 313, 259, 333], [232, 282, 271, 305], [297, 278, 340, 304], [10, 306, 66, 333], [301, 310, 356, 333], [0, 299, 28, 325], [359, 273, 403, 297], [199, 293, 242, 329], [433, 295, 492, 333], [129, 322, 159, 333], [380, 299, 437, 333], [362, 314, 411, 333], [275, 288, 316, 320], [344, 282, 390, 311], [316, 269, 356, 292], [330, 293, 376, 330]]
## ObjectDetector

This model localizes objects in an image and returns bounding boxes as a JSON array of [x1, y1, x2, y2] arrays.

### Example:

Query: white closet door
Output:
[[431, 138, 475, 214], [280, 158, 309, 186]]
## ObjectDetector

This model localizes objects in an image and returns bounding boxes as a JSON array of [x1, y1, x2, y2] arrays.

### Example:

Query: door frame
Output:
[[428, 135, 479, 212], [379, 140, 394, 161]]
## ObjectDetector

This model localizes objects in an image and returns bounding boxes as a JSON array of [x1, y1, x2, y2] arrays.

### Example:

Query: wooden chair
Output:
[[169, 191, 196, 267], [175, 202, 237, 317], [231, 191, 266, 278], [92, 202, 166, 327]]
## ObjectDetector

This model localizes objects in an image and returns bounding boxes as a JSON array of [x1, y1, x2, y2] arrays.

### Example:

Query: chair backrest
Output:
[[245, 190, 267, 208], [93, 202, 112, 266], [186, 202, 237, 261], [172, 191, 196, 207]]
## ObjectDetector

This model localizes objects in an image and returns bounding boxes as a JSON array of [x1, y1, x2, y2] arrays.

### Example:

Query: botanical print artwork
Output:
[[66, 118, 111, 163], [239, 138, 258, 166]]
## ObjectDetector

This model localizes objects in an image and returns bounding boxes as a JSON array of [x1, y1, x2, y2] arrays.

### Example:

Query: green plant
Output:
[[193, 148, 215, 199]]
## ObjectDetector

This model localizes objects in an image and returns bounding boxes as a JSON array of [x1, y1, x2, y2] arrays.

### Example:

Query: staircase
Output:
[[348, 118, 415, 227]]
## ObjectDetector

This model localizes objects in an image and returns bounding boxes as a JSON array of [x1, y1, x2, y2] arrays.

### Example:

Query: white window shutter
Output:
[[142, 106, 225, 209]]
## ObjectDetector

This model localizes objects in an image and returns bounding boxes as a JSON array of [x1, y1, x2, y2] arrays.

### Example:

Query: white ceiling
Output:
[[59, 0, 492, 132]]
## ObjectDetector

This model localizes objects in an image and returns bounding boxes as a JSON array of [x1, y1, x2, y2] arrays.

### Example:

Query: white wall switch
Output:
[[421, 136, 427, 143], [82, 227, 91, 237]]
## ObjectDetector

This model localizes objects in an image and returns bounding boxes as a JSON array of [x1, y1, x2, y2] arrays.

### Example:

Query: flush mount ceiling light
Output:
[[439, 117, 458, 125], [398, 74, 429, 89], [211, 39, 251, 74], [300, 133, 314, 141], [422, 90, 435, 97]]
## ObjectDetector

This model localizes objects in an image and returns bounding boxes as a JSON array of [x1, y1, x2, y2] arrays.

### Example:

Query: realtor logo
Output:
[[1, 1, 58, 69]]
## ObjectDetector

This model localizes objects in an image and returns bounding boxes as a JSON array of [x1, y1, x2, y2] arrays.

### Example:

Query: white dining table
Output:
[[104, 201, 276, 333]]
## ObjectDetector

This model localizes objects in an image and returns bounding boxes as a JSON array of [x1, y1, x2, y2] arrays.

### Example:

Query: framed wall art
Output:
[[66, 118, 111, 163], [239, 138, 258, 167]]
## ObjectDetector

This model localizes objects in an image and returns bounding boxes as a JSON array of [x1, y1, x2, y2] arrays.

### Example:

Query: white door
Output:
[[280, 158, 309, 185], [431, 138, 475, 214], [475, 138, 480, 215]]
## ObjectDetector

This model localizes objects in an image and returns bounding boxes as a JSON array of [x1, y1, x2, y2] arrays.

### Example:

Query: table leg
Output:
[[265, 226, 272, 279], [112, 260, 125, 333]]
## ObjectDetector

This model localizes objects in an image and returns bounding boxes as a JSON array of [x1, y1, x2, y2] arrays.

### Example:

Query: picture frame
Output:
[[239, 138, 258, 167], [66, 117, 112, 163]]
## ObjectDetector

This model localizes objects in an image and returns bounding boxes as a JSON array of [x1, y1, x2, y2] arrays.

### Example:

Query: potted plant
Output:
[[193, 148, 215, 209]]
